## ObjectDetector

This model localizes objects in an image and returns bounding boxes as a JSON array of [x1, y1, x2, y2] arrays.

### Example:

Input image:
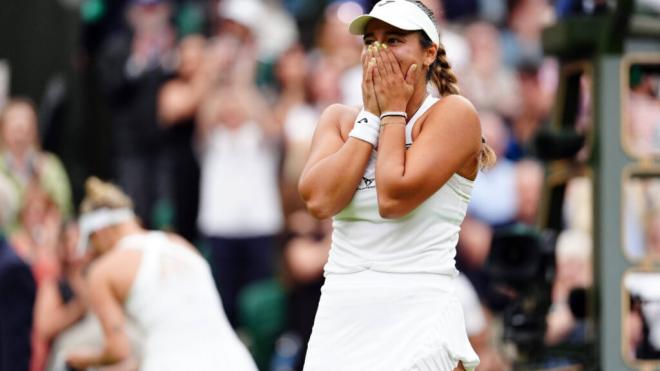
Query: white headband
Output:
[[348, 0, 440, 46], [77, 208, 135, 254]]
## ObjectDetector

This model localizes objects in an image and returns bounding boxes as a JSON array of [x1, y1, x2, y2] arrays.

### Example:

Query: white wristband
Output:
[[349, 109, 380, 147], [380, 111, 407, 120]]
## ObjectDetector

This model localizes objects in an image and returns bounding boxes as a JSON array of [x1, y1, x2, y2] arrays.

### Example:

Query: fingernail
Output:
[[412, 64, 417, 70]]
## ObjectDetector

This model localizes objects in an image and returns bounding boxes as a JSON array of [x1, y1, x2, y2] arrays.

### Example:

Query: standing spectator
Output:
[[280, 210, 331, 370], [97, 0, 176, 227], [197, 36, 284, 327], [0, 98, 72, 231], [0, 173, 36, 371], [158, 34, 213, 243]]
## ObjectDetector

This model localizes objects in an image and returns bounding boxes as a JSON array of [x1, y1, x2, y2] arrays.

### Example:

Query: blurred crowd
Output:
[[1, 0, 659, 370]]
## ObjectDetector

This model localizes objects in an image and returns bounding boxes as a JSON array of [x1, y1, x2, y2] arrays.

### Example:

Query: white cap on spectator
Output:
[[219, 0, 298, 62], [349, 0, 440, 46]]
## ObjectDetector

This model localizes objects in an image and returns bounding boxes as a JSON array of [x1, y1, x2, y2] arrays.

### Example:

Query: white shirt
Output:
[[326, 95, 475, 275], [198, 121, 283, 237]]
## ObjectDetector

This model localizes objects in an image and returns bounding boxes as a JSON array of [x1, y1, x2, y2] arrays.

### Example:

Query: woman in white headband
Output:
[[65, 177, 257, 371], [299, 1, 496, 370]]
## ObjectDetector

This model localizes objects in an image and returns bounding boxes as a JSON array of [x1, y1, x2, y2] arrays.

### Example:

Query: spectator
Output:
[[460, 21, 520, 119], [626, 66, 660, 156], [0, 173, 36, 371], [455, 274, 510, 371], [624, 272, 660, 360], [0, 98, 72, 231], [468, 112, 518, 227], [273, 45, 317, 214], [508, 61, 556, 158], [97, 0, 176, 227], [500, 0, 553, 68], [280, 210, 331, 370], [158, 34, 213, 243], [196, 34, 284, 327], [515, 159, 544, 225], [312, 2, 363, 106]]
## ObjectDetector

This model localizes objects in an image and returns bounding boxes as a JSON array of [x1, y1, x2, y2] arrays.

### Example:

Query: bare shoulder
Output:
[[418, 95, 481, 146], [165, 232, 198, 254], [318, 103, 361, 139], [88, 248, 140, 284], [429, 95, 479, 126], [320, 103, 360, 123]]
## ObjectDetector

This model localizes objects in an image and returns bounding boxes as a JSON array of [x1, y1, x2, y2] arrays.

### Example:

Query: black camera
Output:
[[485, 224, 556, 355]]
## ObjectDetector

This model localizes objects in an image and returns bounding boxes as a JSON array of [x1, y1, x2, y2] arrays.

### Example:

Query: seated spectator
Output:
[[515, 159, 544, 225], [500, 0, 553, 68], [468, 112, 518, 227], [627, 66, 660, 156], [460, 21, 520, 118], [0, 98, 72, 231]]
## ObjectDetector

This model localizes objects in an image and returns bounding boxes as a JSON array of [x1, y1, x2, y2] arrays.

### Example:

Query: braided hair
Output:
[[405, 0, 497, 169]]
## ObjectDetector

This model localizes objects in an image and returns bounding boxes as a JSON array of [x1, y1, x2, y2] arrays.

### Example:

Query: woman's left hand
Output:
[[370, 43, 418, 112]]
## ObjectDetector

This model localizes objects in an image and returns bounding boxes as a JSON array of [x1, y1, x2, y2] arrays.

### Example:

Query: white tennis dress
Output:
[[304, 95, 480, 371], [117, 232, 257, 371]]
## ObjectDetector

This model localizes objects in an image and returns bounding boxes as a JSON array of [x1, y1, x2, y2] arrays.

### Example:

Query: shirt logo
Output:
[[357, 118, 368, 124], [357, 177, 376, 191], [377, 0, 396, 7]]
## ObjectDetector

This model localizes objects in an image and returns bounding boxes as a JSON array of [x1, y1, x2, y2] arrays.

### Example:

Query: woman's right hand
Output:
[[361, 44, 380, 116]]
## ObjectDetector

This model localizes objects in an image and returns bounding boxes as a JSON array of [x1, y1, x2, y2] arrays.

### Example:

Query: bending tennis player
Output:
[[65, 177, 257, 371]]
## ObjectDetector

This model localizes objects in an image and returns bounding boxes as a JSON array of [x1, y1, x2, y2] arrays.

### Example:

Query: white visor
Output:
[[349, 0, 440, 46], [77, 208, 135, 255]]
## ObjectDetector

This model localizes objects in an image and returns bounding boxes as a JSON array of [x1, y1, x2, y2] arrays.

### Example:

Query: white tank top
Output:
[[325, 95, 474, 276], [117, 232, 257, 371]]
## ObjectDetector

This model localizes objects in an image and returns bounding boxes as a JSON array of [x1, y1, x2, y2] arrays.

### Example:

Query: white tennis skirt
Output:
[[303, 270, 480, 371]]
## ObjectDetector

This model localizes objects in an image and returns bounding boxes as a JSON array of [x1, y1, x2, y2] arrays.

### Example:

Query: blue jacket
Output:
[[0, 236, 35, 371]]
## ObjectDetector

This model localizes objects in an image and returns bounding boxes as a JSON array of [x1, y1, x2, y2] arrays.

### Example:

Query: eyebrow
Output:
[[363, 30, 411, 40]]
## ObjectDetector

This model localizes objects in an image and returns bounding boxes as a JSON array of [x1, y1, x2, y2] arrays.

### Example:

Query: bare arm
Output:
[[298, 104, 373, 219], [371, 46, 481, 218], [376, 96, 481, 217], [65, 259, 131, 369], [158, 80, 203, 126], [33, 275, 85, 341]]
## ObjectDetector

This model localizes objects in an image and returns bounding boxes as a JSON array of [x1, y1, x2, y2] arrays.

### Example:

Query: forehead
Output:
[[363, 19, 416, 37]]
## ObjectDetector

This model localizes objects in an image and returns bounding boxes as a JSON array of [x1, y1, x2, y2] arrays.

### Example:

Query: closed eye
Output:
[[387, 37, 403, 45]]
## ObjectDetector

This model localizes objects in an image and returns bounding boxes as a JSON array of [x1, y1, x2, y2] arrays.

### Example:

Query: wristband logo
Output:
[[377, 0, 396, 7]]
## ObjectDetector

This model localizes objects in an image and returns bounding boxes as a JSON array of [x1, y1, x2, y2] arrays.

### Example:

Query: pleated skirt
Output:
[[303, 270, 480, 371]]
